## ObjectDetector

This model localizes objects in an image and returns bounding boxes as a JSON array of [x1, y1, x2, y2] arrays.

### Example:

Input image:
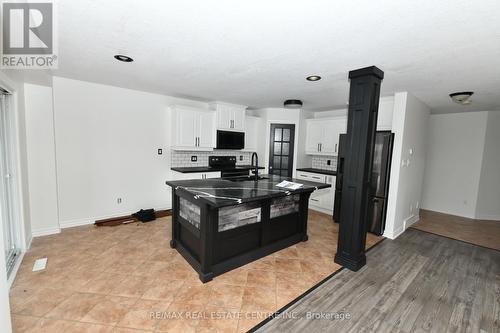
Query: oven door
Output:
[[220, 170, 250, 179]]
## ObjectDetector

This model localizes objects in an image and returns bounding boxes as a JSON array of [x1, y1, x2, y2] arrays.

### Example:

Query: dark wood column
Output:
[[334, 66, 384, 271]]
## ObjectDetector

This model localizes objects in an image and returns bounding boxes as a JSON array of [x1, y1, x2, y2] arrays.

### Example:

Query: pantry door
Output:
[[268, 124, 295, 177]]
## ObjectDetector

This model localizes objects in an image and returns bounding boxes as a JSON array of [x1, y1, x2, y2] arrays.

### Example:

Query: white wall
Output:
[[420, 112, 488, 218], [476, 112, 500, 220], [24, 84, 60, 236], [52, 77, 208, 228], [384, 92, 430, 239]]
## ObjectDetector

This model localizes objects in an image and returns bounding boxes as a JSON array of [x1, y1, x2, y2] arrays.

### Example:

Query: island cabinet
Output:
[[165, 175, 330, 282]]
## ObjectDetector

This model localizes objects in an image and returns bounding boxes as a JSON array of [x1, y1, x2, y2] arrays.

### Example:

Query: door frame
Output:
[[264, 120, 299, 178], [0, 72, 30, 284]]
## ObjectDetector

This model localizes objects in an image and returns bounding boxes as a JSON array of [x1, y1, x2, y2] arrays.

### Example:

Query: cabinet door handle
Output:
[[317, 143, 320, 152], [335, 143, 338, 152]]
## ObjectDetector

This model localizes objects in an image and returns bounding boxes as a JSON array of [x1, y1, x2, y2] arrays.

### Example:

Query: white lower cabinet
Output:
[[170, 171, 221, 180], [296, 171, 335, 214]]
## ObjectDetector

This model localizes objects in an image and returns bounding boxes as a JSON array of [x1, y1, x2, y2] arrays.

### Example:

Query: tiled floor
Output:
[[10, 210, 382, 333], [411, 209, 500, 250]]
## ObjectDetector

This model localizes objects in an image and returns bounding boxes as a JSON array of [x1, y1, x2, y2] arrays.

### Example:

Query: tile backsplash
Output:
[[171, 150, 252, 167], [311, 155, 337, 171]]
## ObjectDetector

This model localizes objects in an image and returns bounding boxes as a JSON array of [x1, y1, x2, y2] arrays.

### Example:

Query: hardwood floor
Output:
[[412, 209, 500, 251], [255, 228, 500, 333]]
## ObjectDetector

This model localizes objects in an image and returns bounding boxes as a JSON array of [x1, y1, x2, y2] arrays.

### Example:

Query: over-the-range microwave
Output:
[[216, 130, 245, 150]]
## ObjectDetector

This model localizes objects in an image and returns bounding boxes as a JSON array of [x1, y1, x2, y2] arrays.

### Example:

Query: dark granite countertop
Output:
[[171, 165, 265, 173], [296, 168, 337, 176], [166, 174, 330, 208]]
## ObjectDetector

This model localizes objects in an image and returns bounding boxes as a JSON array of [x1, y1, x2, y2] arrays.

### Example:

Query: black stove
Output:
[[209, 156, 236, 168], [209, 156, 249, 179]]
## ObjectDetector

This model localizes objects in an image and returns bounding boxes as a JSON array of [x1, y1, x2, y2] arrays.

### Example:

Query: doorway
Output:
[[268, 124, 295, 177], [0, 92, 20, 277]]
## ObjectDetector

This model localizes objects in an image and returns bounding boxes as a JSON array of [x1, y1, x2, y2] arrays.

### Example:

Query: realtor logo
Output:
[[1, 1, 58, 68]]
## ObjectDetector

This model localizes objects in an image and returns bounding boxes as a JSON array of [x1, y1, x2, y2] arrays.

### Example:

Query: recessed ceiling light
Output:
[[449, 91, 473, 105], [306, 75, 321, 81], [284, 99, 303, 109], [114, 55, 134, 62]]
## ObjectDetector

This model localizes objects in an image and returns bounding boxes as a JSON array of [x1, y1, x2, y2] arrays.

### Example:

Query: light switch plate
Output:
[[32, 258, 47, 271]]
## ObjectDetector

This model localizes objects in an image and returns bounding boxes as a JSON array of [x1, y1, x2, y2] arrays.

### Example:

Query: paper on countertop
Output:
[[275, 180, 303, 190]]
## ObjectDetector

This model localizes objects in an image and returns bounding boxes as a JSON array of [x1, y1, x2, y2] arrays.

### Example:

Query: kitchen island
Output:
[[165, 174, 330, 282]]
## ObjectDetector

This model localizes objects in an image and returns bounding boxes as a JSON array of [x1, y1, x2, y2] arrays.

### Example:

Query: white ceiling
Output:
[[38, 0, 500, 113]]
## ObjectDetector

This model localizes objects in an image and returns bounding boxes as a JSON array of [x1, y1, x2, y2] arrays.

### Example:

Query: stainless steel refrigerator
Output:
[[333, 131, 394, 235]]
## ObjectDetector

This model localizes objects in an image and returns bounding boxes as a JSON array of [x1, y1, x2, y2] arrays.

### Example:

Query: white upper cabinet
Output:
[[244, 115, 259, 152], [171, 105, 215, 151], [377, 98, 394, 130], [305, 118, 346, 155], [209, 102, 246, 131], [305, 120, 323, 153]]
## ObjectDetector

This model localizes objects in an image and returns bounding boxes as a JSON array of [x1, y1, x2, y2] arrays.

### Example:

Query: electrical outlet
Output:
[[157, 148, 162, 155], [117, 198, 122, 204], [191, 156, 197, 162], [327, 159, 331, 166], [239, 155, 243, 161]]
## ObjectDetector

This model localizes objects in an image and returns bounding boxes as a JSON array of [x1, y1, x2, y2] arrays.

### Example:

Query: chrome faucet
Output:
[[251, 152, 259, 181]]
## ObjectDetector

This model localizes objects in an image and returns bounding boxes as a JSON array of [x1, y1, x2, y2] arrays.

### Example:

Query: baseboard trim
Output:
[[309, 206, 333, 216], [383, 224, 404, 240], [60, 207, 172, 229], [32, 226, 61, 237], [7, 251, 25, 289], [404, 214, 420, 229], [474, 214, 500, 221], [25, 234, 33, 250], [59, 218, 95, 229]]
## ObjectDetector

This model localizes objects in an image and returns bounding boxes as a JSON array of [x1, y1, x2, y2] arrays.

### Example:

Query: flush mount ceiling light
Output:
[[449, 91, 474, 105], [284, 99, 303, 109], [114, 54, 134, 62], [306, 75, 321, 81]]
